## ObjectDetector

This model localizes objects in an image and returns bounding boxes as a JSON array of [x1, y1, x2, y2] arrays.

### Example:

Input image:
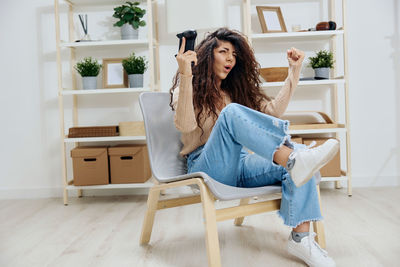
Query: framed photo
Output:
[[102, 58, 128, 88], [256, 6, 287, 33]]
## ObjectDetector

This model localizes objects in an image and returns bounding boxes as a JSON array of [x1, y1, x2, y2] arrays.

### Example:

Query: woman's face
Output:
[[213, 41, 236, 82]]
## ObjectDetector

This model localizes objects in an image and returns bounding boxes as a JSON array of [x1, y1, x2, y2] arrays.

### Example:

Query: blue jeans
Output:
[[187, 103, 322, 227]]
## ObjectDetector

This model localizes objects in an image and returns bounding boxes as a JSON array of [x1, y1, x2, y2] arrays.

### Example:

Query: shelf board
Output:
[[290, 123, 344, 130], [288, 125, 346, 135], [261, 79, 345, 88], [62, 0, 138, 7], [320, 176, 348, 182], [60, 39, 149, 48], [66, 180, 153, 190], [61, 88, 149, 95], [64, 136, 146, 142], [252, 30, 344, 42]]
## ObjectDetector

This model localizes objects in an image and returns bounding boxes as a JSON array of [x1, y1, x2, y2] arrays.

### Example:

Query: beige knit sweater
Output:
[[172, 65, 301, 156]]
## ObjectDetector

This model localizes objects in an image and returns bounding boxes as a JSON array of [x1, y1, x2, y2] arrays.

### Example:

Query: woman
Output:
[[170, 28, 336, 267]]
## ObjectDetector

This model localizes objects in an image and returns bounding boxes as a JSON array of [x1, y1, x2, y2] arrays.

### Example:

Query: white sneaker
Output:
[[289, 139, 339, 187], [288, 232, 336, 267]]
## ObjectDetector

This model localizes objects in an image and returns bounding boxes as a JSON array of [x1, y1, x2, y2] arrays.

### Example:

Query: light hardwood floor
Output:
[[1, 187, 399, 267]]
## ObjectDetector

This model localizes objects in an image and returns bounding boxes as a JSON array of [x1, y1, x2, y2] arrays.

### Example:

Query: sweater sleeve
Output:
[[172, 74, 198, 133], [260, 65, 301, 118]]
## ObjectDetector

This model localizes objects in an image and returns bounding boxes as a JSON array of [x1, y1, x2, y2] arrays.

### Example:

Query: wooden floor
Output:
[[1, 187, 399, 267]]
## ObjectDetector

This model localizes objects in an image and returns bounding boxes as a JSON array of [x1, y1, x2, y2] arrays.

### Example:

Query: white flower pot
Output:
[[314, 67, 330, 79], [128, 74, 143, 88], [82, 76, 97, 89], [121, 24, 139, 40]]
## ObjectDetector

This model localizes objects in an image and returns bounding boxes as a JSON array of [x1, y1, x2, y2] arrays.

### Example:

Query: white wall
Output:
[[0, 0, 399, 199], [346, 0, 400, 187]]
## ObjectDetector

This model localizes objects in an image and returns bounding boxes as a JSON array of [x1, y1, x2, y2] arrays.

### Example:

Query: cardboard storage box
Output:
[[118, 121, 145, 136], [108, 145, 151, 184], [70, 147, 109, 186], [303, 138, 341, 177]]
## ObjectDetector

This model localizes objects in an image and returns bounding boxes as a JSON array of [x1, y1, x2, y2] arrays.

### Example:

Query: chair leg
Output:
[[199, 182, 222, 267], [313, 185, 326, 248], [140, 187, 161, 245], [335, 180, 342, 189], [233, 198, 250, 226], [152, 177, 166, 195]]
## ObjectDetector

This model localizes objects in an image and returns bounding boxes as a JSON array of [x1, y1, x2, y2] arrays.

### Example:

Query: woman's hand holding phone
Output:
[[176, 37, 197, 76]]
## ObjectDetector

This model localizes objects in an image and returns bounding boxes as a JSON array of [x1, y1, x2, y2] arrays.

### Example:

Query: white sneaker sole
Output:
[[288, 241, 314, 266], [288, 242, 320, 267], [287, 240, 335, 267], [294, 139, 339, 187]]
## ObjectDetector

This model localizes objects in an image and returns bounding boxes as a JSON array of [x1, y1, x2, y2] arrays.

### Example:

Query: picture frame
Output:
[[102, 58, 128, 88], [256, 6, 287, 33]]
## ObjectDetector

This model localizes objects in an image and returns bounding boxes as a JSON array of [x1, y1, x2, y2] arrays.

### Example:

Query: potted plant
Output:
[[74, 57, 101, 89], [113, 1, 146, 40], [308, 50, 334, 79], [122, 52, 148, 88]]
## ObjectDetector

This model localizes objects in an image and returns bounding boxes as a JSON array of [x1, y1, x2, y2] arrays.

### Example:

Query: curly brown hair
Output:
[[170, 27, 270, 133]]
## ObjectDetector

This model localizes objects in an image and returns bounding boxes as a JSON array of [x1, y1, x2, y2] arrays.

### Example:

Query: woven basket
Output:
[[259, 67, 288, 82], [68, 126, 119, 138]]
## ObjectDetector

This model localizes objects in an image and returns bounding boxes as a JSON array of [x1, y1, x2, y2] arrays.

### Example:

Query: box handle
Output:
[[120, 156, 133, 160], [84, 158, 97, 162]]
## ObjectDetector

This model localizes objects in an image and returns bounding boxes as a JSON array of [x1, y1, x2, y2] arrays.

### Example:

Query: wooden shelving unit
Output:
[[243, 0, 352, 195], [54, 0, 159, 205]]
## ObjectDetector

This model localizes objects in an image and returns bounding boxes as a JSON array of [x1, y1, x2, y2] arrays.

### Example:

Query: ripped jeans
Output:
[[186, 103, 322, 228]]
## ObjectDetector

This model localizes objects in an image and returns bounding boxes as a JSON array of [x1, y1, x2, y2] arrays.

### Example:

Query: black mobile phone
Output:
[[177, 30, 197, 53]]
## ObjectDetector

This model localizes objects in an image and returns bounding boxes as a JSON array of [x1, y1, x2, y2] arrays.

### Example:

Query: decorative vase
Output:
[[121, 24, 139, 40], [314, 67, 330, 79], [128, 74, 143, 88], [82, 76, 97, 89]]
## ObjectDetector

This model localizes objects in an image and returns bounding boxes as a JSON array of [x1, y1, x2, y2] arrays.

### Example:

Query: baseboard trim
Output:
[[0, 187, 63, 200], [1, 176, 399, 199], [0, 186, 150, 200], [320, 175, 400, 188]]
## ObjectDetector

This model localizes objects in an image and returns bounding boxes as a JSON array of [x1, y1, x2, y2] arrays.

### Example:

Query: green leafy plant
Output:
[[74, 57, 101, 77], [122, 53, 148, 74], [113, 1, 146, 29], [308, 50, 334, 69]]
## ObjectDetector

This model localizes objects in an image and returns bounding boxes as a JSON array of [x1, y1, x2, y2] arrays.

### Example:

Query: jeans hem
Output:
[[277, 210, 324, 228]]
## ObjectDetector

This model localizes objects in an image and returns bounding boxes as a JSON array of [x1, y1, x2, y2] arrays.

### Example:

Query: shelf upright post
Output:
[[54, 0, 69, 205], [242, 0, 252, 44], [153, 0, 160, 90], [329, 0, 338, 120], [329, 0, 342, 189], [67, 1, 82, 198], [147, 0, 155, 91], [342, 0, 352, 196], [68, 3, 78, 126]]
